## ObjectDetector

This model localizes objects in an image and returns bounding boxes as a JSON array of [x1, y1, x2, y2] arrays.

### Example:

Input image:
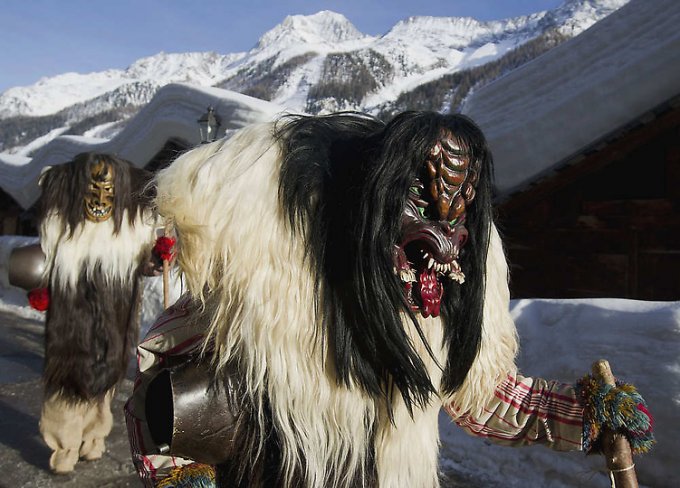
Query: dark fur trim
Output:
[[215, 364, 376, 487], [39, 152, 151, 401], [43, 266, 143, 400], [37, 152, 154, 237], [216, 370, 288, 488], [275, 112, 493, 412]]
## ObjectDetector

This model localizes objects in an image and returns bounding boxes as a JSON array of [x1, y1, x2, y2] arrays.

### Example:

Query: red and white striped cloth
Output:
[[125, 293, 207, 487], [445, 373, 584, 451]]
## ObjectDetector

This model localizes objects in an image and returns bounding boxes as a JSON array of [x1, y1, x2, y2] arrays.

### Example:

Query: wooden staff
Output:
[[162, 223, 172, 309], [163, 255, 170, 309], [591, 360, 639, 488]]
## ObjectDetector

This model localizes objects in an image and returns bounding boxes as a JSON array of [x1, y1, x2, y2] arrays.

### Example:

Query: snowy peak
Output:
[[0, 0, 633, 154], [126, 51, 245, 85], [385, 16, 498, 49], [0, 70, 129, 118], [0, 51, 244, 118], [255, 11, 370, 52], [541, 0, 630, 35]]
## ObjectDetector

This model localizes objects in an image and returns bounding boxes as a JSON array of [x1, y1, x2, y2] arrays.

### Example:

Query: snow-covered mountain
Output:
[[0, 52, 245, 119], [0, 0, 629, 154]]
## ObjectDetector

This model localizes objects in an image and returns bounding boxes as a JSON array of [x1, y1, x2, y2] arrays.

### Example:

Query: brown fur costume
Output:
[[37, 152, 157, 473]]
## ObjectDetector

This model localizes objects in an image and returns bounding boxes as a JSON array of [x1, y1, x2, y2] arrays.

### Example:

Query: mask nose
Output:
[[437, 220, 454, 236]]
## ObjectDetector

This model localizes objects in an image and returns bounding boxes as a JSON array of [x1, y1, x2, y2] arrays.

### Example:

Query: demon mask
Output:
[[84, 160, 115, 222], [393, 128, 480, 318]]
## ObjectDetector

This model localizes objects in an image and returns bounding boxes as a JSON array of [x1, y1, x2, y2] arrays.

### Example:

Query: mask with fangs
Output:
[[393, 128, 480, 318], [84, 161, 115, 223]]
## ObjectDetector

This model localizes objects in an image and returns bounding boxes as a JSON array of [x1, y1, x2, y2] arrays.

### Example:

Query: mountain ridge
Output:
[[0, 0, 629, 154]]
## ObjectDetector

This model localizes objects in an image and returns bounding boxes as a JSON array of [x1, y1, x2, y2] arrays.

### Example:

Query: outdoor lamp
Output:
[[197, 106, 221, 144]]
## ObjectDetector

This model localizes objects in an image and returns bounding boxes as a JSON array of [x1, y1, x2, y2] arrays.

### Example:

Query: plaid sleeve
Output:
[[124, 294, 209, 486], [444, 373, 584, 452]]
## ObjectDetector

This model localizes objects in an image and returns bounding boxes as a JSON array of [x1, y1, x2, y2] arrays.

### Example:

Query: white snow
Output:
[[0, 83, 286, 210], [82, 120, 124, 139], [0, 153, 30, 167], [0, 1, 632, 122], [255, 11, 372, 52], [9, 125, 70, 157], [0, 52, 245, 118], [440, 298, 679, 488], [0, 236, 676, 487], [271, 54, 326, 110], [0, 70, 129, 118]]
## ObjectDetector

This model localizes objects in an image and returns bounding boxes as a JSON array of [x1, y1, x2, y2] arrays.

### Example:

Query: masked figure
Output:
[[126, 112, 653, 487], [37, 152, 159, 473]]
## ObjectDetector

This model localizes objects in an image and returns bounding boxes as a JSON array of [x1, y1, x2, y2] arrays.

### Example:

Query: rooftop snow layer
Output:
[[0, 83, 286, 209], [462, 0, 680, 198]]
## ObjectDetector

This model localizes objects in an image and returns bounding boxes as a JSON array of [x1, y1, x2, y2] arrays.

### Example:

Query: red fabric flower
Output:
[[153, 236, 177, 262], [28, 287, 49, 311]]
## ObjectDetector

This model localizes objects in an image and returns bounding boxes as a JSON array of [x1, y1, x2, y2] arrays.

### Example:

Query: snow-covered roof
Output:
[[0, 83, 285, 209], [462, 0, 680, 198]]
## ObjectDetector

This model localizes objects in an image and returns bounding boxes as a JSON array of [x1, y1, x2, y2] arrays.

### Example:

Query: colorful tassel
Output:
[[156, 463, 216, 488], [576, 374, 655, 454]]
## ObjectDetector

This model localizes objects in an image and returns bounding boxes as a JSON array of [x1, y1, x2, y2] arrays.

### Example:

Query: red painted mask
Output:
[[393, 129, 480, 318]]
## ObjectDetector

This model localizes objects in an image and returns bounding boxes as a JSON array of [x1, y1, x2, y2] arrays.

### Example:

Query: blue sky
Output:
[[0, 0, 563, 93]]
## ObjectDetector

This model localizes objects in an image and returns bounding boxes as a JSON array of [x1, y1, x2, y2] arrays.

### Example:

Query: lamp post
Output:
[[197, 106, 221, 144]]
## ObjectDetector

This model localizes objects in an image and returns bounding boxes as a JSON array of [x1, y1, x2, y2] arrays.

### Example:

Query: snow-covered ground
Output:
[[440, 298, 679, 488], [0, 236, 676, 487]]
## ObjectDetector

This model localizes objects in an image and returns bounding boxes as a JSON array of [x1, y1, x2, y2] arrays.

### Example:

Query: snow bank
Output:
[[440, 298, 679, 488]]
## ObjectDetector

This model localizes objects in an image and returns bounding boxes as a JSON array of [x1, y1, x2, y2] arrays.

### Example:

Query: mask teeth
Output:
[[399, 269, 416, 283], [87, 202, 111, 218], [448, 270, 465, 284]]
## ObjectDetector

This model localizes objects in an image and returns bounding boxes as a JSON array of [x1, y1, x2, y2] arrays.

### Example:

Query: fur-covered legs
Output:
[[40, 390, 114, 473]]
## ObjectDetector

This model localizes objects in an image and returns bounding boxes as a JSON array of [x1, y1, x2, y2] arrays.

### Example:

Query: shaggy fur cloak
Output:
[[154, 112, 518, 487], [38, 152, 157, 401]]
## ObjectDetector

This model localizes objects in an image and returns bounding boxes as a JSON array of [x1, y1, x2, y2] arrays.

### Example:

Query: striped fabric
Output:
[[125, 293, 206, 487], [445, 373, 584, 451]]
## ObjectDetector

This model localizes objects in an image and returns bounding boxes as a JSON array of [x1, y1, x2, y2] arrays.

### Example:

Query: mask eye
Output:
[[449, 217, 459, 226], [417, 206, 426, 218]]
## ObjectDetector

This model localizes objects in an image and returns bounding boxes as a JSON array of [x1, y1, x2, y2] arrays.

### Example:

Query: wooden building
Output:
[[498, 102, 680, 300], [464, 0, 680, 300]]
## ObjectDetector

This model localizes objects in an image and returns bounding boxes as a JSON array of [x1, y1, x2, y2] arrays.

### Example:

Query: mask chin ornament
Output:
[[393, 129, 480, 318], [84, 161, 115, 223]]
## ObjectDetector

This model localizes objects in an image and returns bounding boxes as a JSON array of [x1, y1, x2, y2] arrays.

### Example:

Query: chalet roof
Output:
[[462, 0, 680, 199], [0, 84, 285, 210]]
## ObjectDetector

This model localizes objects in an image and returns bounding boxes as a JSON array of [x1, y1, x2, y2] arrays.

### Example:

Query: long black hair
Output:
[[276, 111, 494, 412]]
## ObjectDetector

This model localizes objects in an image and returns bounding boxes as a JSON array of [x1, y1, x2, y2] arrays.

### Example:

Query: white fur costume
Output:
[[149, 121, 518, 487]]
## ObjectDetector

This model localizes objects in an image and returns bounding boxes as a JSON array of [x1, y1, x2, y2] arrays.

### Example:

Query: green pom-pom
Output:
[[156, 463, 216, 488], [576, 374, 654, 454]]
